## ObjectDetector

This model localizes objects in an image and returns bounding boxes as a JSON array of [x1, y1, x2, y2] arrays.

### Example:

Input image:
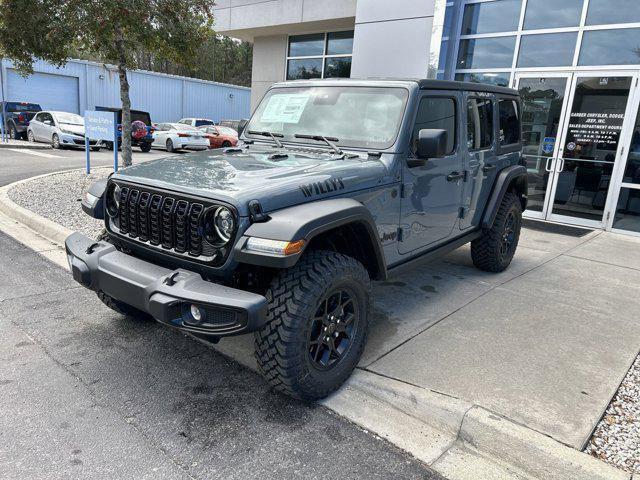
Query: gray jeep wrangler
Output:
[[66, 79, 527, 400]]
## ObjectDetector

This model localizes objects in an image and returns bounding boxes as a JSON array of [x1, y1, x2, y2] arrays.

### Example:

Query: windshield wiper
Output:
[[294, 134, 343, 156], [247, 130, 285, 149]]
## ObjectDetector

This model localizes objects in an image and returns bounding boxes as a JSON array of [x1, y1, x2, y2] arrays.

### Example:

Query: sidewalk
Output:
[[0, 139, 52, 149]]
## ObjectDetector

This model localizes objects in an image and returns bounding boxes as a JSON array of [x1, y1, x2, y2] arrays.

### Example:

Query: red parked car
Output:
[[198, 125, 238, 149]]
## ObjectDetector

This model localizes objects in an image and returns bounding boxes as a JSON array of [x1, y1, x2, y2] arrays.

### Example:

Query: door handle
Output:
[[545, 157, 553, 172], [482, 164, 496, 172], [447, 171, 464, 182], [557, 158, 565, 172]]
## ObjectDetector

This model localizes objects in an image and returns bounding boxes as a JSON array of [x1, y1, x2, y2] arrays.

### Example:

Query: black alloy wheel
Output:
[[500, 211, 517, 258], [308, 288, 359, 370]]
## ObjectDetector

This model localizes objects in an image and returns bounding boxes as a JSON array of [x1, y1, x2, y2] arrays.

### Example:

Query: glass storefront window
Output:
[[523, 0, 583, 30], [455, 72, 511, 87], [624, 103, 640, 184], [613, 188, 640, 233], [517, 32, 578, 68], [326, 31, 354, 55], [324, 57, 352, 78], [287, 58, 322, 80], [578, 29, 640, 66], [586, 0, 640, 26], [462, 0, 522, 35], [288, 34, 324, 57], [457, 37, 516, 69], [287, 31, 353, 80]]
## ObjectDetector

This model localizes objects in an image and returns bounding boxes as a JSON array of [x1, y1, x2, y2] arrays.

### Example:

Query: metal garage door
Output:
[[7, 69, 80, 113]]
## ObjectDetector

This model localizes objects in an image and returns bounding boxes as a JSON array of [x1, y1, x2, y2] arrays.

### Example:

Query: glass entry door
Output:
[[516, 72, 638, 228], [517, 74, 572, 219]]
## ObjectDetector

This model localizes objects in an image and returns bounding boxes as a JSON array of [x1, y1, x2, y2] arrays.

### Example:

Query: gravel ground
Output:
[[585, 353, 640, 474], [8, 168, 108, 239]]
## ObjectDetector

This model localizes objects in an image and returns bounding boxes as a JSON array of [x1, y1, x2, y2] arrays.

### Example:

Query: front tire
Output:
[[139, 141, 152, 152], [255, 250, 371, 401], [471, 192, 522, 272], [51, 133, 60, 149], [221, 141, 232, 148]]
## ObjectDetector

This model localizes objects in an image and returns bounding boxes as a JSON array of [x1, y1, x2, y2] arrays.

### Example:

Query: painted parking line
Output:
[[5, 149, 64, 159]]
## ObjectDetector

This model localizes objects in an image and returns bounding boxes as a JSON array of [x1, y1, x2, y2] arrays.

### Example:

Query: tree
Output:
[[0, 0, 215, 166]]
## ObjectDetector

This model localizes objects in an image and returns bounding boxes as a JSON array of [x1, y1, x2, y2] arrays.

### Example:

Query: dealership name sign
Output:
[[566, 112, 625, 148]]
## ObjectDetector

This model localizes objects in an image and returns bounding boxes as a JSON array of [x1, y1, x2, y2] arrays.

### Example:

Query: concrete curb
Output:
[[0, 171, 633, 480], [0, 140, 52, 149], [0, 171, 74, 247]]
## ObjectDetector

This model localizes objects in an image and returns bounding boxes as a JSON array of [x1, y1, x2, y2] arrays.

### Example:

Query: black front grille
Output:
[[110, 183, 218, 260]]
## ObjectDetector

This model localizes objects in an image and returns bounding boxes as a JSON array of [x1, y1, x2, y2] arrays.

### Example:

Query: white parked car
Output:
[[178, 117, 215, 128], [27, 111, 101, 150], [152, 123, 209, 152]]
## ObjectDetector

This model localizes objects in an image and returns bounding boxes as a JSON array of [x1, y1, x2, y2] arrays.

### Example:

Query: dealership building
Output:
[[216, 0, 640, 236]]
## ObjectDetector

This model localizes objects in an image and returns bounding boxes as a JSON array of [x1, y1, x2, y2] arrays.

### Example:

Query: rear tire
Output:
[[471, 192, 522, 272], [9, 123, 20, 140], [139, 142, 152, 152], [94, 229, 149, 319], [255, 250, 371, 401], [27, 130, 35, 143], [91, 146, 101, 152], [166, 139, 175, 153], [221, 141, 231, 148]]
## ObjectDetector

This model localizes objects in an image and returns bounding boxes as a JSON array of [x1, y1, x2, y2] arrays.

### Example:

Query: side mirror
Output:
[[417, 129, 447, 159]]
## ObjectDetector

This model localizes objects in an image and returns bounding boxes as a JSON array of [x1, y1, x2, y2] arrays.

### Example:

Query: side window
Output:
[[467, 97, 494, 151], [411, 97, 456, 155], [498, 99, 520, 146]]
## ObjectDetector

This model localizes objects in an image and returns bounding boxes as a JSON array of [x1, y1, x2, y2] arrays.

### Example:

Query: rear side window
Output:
[[412, 97, 457, 155], [466, 97, 493, 150], [498, 99, 520, 146], [195, 119, 214, 127]]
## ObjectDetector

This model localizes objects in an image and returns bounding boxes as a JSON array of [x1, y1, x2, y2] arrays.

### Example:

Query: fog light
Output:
[[190, 304, 203, 322]]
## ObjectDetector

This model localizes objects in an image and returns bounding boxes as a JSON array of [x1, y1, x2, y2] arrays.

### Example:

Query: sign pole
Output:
[[0, 61, 6, 143], [113, 112, 118, 172], [85, 137, 91, 174]]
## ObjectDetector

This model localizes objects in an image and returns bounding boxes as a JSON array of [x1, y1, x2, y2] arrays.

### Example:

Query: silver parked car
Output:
[[27, 111, 101, 150]]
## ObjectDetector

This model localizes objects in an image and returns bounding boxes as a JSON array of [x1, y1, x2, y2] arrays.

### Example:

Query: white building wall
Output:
[[351, 0, 436, 79]]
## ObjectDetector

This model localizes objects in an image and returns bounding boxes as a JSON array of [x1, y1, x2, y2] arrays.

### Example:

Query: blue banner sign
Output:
[[84, 110, 115, 141]]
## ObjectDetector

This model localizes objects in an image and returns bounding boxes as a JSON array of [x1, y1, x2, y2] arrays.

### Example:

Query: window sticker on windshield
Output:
[[260, 94, 309, 123]]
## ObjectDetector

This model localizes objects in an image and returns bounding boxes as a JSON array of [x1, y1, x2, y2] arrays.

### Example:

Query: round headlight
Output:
[[213, 206, 235, 243], [113, 184, 121, 209]]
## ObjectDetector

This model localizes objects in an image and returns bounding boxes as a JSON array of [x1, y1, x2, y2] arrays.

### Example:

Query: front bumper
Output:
[[60, 133, 100, 146], [65, 232, 268, 337]]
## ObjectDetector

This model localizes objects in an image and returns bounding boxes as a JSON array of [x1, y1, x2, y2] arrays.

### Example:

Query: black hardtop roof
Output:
[[276, 78, 518, 96], [416, 79, 518, 96]]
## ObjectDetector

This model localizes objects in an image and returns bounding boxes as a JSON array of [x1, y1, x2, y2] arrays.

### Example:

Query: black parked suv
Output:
[[66, 79, 527, 400], [95, 107, 154, 152]]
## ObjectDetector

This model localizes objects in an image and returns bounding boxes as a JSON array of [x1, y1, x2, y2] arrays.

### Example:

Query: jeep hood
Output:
[[114, 146, 393, 216]]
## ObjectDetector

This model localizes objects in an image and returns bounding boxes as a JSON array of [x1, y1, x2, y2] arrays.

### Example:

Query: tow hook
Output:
[[164, 271, 180, 286]]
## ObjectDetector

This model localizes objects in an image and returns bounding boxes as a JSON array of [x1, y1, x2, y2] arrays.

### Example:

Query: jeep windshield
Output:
[[246, 86, 408, 150]]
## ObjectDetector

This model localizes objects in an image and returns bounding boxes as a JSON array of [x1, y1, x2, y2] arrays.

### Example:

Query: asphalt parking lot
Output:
[[0, 146, 167, 186], [0, 230, 444, 480]]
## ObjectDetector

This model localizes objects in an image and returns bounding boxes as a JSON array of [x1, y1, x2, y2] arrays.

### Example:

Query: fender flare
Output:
[[481, 165, 528, 229], [233, 198, 387, 278], [81, 179, 108, 219]]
